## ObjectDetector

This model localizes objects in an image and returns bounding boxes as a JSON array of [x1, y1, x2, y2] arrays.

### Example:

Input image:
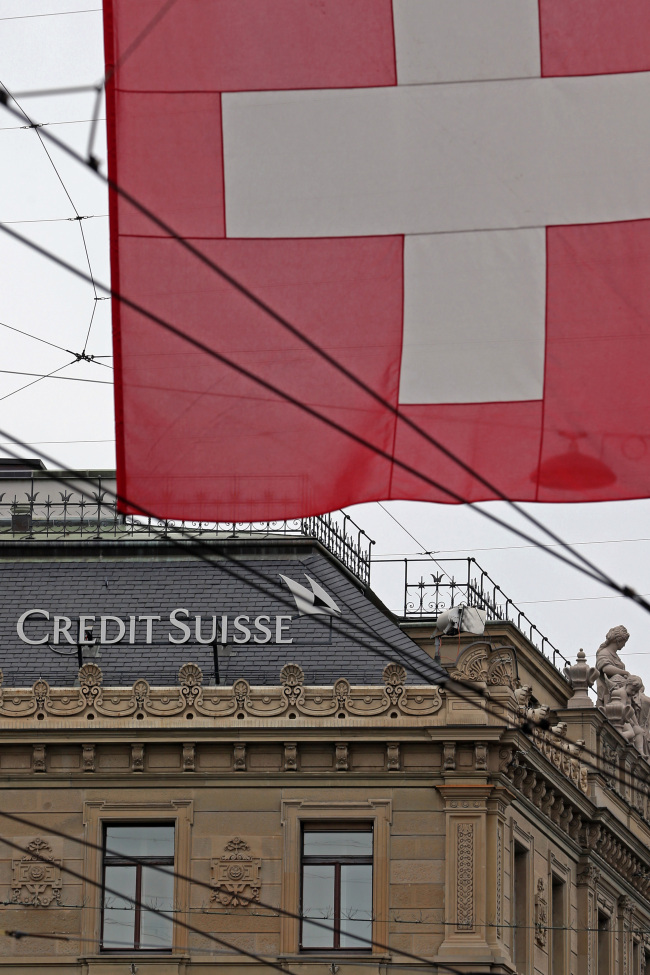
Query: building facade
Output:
[[1, 466, 650, 974]]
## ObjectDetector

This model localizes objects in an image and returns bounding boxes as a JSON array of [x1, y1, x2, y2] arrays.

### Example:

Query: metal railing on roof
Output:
[[0, 485, 374, 586], [395, 556, 569, 673]]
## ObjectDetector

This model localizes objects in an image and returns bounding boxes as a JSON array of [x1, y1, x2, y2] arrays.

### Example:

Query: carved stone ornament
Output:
[[11, 838, 62, 907], [280, 663, 304, 707], [449, 643, 517, 688], [383, 663, 406, 706], [0, 664, 442, 723], [211, 837, 261, 907], [565, 649, 597, 708], [534, 878, 547, 947], [456, 823, 474, 930], [178, 662, 203, 709]]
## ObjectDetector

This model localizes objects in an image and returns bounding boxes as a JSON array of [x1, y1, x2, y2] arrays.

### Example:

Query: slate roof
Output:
[[0, 540, 445, 688]]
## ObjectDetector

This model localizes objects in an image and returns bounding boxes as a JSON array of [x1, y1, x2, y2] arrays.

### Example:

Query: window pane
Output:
[[140, 865, 174, 949], [105, 825, 175, 859], [302, 864, 335, 948], [103, 865, 136, 948], [303, 831, 372, 858], [340, 864, 373, 949]]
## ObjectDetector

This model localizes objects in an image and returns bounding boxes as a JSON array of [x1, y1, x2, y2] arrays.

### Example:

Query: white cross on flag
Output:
[[104, 0, 650, 520]]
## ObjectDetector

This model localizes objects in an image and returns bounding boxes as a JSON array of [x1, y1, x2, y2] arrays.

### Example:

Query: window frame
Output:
[[280, 799, 391, 957], [82, 799, 193, 955], [100, 821, 175, 953], [300, 822, 374, 952]]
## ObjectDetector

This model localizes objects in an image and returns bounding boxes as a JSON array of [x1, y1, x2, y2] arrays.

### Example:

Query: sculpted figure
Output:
[[595, 625, 630, 708], [514, 684, 533, 714], [602, 673, 643, 750], [624, 674, 650, 756]]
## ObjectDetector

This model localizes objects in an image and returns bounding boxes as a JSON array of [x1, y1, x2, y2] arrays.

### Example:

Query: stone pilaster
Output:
[[435, 784, 511, 967], [618, 895, 633, 975], [577, 861, 601, 975]]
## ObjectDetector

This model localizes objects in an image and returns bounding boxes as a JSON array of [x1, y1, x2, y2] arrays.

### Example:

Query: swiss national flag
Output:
[[104, 0, 650, 520]]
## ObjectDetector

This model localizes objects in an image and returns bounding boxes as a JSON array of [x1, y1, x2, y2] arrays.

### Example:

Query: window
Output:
[[101, 823, 175, 951], [597, 911, 610, 975], [512, 843, 529, 973], [550, 875, 566, 975], [300, 824, 373, 951]]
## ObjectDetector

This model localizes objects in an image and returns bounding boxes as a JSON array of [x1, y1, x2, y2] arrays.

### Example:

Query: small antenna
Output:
[[77, 623, 97, 669], [212, 639, 220, 686]]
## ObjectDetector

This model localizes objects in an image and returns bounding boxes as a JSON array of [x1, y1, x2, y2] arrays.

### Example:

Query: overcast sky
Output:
[[3, 1, 650, 692]]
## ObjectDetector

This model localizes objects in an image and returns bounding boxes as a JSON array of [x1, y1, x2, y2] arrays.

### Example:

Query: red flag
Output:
[[104, 0, 650, 519]]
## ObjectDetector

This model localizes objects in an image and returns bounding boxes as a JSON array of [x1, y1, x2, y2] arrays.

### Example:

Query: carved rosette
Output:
[[211, 838, 261, 907], [11, 838, 62, 907]]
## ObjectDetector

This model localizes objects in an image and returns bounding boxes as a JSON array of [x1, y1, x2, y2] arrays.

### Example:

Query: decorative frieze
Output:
[[0, 661, 442, 723], [11, 838, 62, 907], [496, 823, 502, 939], [534, 878, 547, 947], [456, 823, 474, 930]]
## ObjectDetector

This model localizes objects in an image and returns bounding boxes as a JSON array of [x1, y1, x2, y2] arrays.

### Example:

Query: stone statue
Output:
[[595, 625, 630, 708], [590, 627, 650, 757]]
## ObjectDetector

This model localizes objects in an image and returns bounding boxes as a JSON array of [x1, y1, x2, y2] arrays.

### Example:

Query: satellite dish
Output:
[[432, 604, 486, 637]]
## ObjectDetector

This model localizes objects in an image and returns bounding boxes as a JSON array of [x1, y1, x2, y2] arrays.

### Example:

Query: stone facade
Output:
[[2, 535, 650, 974]]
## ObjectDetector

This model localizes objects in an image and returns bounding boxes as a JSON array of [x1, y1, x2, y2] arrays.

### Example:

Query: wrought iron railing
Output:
[[0, 481, 374, 586], [395, 556, 568, 672]]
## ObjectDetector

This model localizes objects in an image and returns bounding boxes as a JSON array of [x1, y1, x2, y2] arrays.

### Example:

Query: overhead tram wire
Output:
[[0, 215, 108, 223], [2, 432, 649, 805], [0, 318, 77, 355], [0, 360, 78, 404], [0, 8, 101, 22], [1, 218, 646, 613], [0, 93, 624, 598], [0, 118, 106, 131], [0, 369, 111, 385], [0, 319, 113, 372], [0, 84, 102, 359], [376, 500, 458, 590]]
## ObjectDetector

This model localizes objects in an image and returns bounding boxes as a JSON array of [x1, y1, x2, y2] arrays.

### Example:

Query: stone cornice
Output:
[[500, 739, 650, 905]]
